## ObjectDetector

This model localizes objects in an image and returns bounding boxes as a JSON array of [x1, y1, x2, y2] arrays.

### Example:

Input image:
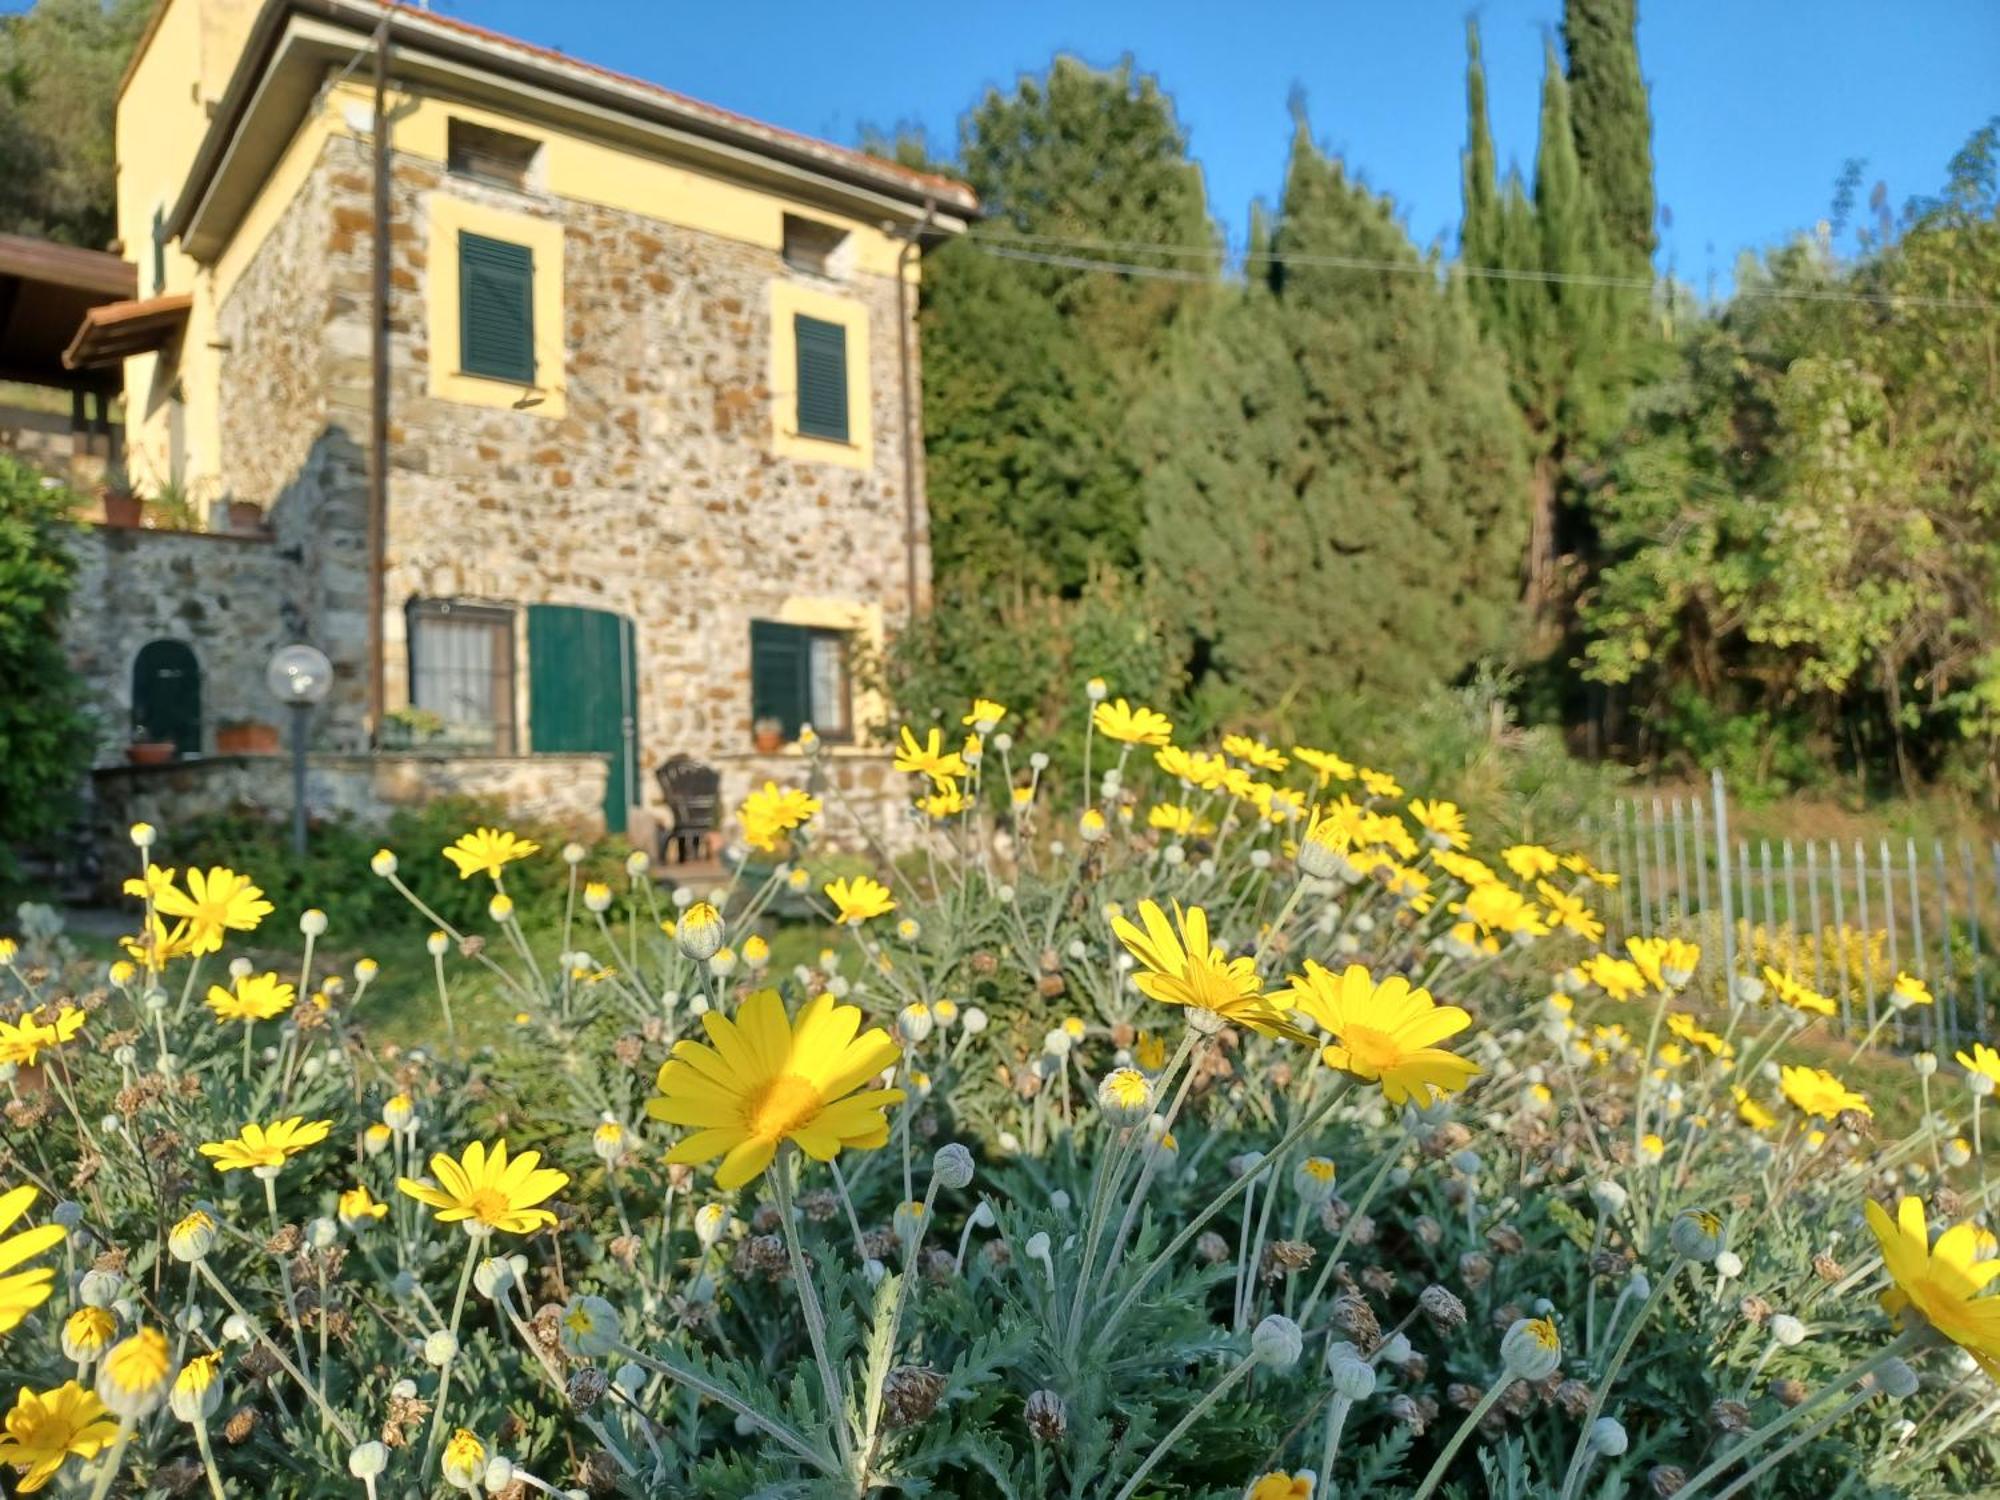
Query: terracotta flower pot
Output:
[[102, 493, 143, 528], [126, 741, 176, 766], [217, 721, 281, 755], [227, 500, 266, 533], [753, 729, 785, 753]]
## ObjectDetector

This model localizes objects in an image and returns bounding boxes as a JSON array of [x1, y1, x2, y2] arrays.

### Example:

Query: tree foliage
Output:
[[1136, 123, 1531, 709], [1578, 121, 2000, 790], [0, 456, 92, 864], [1562, 0, 1656, 275], [0, 0, 150, 248]]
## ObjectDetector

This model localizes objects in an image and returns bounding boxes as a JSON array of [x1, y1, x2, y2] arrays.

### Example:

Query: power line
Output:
[[966, 230, 2000, 314]]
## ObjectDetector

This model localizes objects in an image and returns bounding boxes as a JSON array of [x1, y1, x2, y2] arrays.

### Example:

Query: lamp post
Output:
[[265, 644, 334, 856]]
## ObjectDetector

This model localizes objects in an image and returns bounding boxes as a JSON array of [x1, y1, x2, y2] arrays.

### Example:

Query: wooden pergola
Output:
[[0, 232, 142, 461]]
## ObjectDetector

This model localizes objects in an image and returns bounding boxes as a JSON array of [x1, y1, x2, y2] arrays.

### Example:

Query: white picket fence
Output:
[[1585, 770, 1993, 1051]]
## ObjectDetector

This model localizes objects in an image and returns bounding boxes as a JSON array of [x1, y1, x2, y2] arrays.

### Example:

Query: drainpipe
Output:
[[895, 199, 935, 625], [365, 12, 393, 742]]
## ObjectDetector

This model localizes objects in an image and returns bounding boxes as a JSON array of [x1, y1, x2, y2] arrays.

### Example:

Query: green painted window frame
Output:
[[458, 231, 536, 384], [750, 619, 852, 742]]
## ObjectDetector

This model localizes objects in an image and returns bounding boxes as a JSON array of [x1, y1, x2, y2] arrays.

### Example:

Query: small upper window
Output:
[[447, 118, 542, 192], [782, 214, 851, 278]]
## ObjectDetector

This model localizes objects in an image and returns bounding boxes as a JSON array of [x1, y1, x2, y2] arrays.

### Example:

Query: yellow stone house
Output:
[[61, 0, 975, 849]]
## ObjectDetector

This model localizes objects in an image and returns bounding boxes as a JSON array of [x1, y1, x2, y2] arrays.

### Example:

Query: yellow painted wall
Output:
[[769, 280, 873, 471], [424, 195, 569, 419], [115, 0, 263, 509]]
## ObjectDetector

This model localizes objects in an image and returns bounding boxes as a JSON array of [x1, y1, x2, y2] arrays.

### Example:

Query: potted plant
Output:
[[145, 479, 199, 531], [227, 498, 265, 533], [752, 716, 785, 753], [100, 463, 141, 528], [216, 718, 281, 755], [126, 727, 176, 766]]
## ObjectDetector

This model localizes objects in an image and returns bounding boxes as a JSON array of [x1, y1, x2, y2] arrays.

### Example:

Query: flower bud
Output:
[[933, 1143, 975, 1190], [349, 1441, 389, 1478], [424, 1330, 459, 1366], [1294, 1156, 1339, 1207], [1713, 1250, 1743, 1280], [96, 1327, 175, 1417], [1251, 1314, 1303, 1370], [1097, 1067, 1152, 1127], [169, 1209, 218, 1263], [1588, 1417, 1628, 1456], [1670, 1207, 1726, 1263], [475, 1255, 526, 1300], [1914, 1052, 1939, 1078], [560, 1294, 619, 1358], [427, 930, 450, 957], [78, 1268, 122, 1308], [677, 902, 725, 961], [300, 908, 328, 937], [170, 1351, 224, 1423], [441, 1429, 487, 1491], [695, 1204, 729, 1247], [898, 1003, 935, 1045], [1770, 1314, 1807, 1347], [1326, 1341, 1377, 1399], [483, 1456, 516, 1492], [1500, 1317, 1562, 1380], [961, 1006, 989, 1035], [1589, 1180, 1628, 1216], [1874, 1357, 1919, 1399], [370, 849, 398, 877]]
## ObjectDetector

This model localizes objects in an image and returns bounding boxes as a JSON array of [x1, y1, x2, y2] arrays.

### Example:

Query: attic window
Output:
[[447, 118, 542, 191], [782, 214, 851, 278]]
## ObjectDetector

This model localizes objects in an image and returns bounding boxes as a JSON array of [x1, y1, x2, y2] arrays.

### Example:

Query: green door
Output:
[[132, 639, 201, 755], [527, 605, 637, 833]]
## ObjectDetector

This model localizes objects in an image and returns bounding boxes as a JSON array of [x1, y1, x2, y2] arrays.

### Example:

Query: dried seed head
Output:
[[1486, 1222, 1526, 1255], [1709, 1400, 1751, 1434], [1446, 1381, 1484, 1411], [222, 1405, 259, 1445], [567, 1367, 609, 1409], [1261, 1240, 1316, 1283], [1649, 1464, 1687, 1497], [1386, 1394, 1428, 1434], [1195, 1230, 1231, 1264], [1330, 1292, 1381, 1350], [1812, 1252, 1844, 1283], [1554, 1379, 1593, 1418], [1024, 1388, 1067, 1443], [882, 1365, 946, 1430], [1458, 1251, 1494, 1290], [1420, 1283, 1468, 1334], [1412, 1214, 1444, 1246], [1738, 1294, 1773, 1325], [1770, 1377, 1811, 1407], [1359, 1264, 1396, 1298]]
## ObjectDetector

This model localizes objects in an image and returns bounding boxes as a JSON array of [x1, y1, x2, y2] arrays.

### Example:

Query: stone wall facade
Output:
[[237, 129, 923, 820], [64, 526, 300, 761], [90, 751, 609, 864]]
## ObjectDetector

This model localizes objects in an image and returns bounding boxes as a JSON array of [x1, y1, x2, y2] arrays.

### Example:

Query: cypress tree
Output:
[[1139, 123, 1530, 704], [1562, 0, 1657, 275]]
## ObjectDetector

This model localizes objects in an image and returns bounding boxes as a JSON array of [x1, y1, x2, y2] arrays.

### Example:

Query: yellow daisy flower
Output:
[[203, 972, 296, 1025], [0, 1186, 65, 1335], [1091, 698, 1173, 746], [1867, 1195, 2000, 1378], [150, 866, 273, 954], [1111, 900, 1310, 1042], [197, 1118, 332, 1175], [645, 989, 904, 1189], [893, 726, 967, 789], [441, 828, 540, 881], [824, 875, 896, 925], [398, 1139, 569, 1236], [1286, 960, 1481, 1106], [1779, 1064, 1871, 1120], [0, 1381, 120, 1492], [0, 1009, 85, 1070]]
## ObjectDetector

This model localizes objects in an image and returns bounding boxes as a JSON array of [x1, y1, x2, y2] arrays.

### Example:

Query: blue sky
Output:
[[454, 0, 1990, 286]]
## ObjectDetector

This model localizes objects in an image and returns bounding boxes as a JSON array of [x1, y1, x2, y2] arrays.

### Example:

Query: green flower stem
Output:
[[194, 1259, 357, 1442], [83, 1413, 134, 1500], [1101, 1084, 1347, 1347], [1068, 1026, 1199, 1352], [1706, 1388, 1876, 1500], [1317, 1393, 1355, 1494], [1111, 1351, 1257, 1500], [263, 1174, 318, 1404], [191, 1413, 227, 1500], [421, 1233, 484, 1477], [1673, 1329, 1925, 1499], [1556, 1257, 1685, 1500], [431, 948, 455, 1046], [1409, 1379, 1509, 1500], [1295, 1123, 1403, 1334], [1097, 1028, 1213, 1291], [772, 1151, 855, 1471]]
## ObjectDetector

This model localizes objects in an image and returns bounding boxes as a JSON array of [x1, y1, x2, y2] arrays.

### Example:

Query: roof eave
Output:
[[169, 0, 975, 259]]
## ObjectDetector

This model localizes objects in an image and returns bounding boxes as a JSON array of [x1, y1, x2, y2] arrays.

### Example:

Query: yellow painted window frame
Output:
[[425, 192, 568, 418], [770, 280, 871, 471]]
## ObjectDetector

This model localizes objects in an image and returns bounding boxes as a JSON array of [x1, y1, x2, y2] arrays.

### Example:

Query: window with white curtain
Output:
[[407, 600, 516, 752]]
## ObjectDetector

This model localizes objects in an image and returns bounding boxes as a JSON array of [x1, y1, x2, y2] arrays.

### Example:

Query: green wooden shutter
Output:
[[528, 604, 636, 833], [750, 621, 809, 738], [459, 232, 536, 383], [794, 315, 849, 441], [151, 207, 166, 294]]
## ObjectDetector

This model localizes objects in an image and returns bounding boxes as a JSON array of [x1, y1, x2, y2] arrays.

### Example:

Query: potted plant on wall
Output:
[[126, 722, 176, 766], [100, 463, 141, 528], [216, 718, 281, 755], [752, 716, 785, 753]]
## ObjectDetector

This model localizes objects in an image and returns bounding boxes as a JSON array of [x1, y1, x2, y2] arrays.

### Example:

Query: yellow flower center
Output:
[[467, 1186, 514, 1224], [745, 1074, 825, 1141], [1340, 1024, 1406, 1073]]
